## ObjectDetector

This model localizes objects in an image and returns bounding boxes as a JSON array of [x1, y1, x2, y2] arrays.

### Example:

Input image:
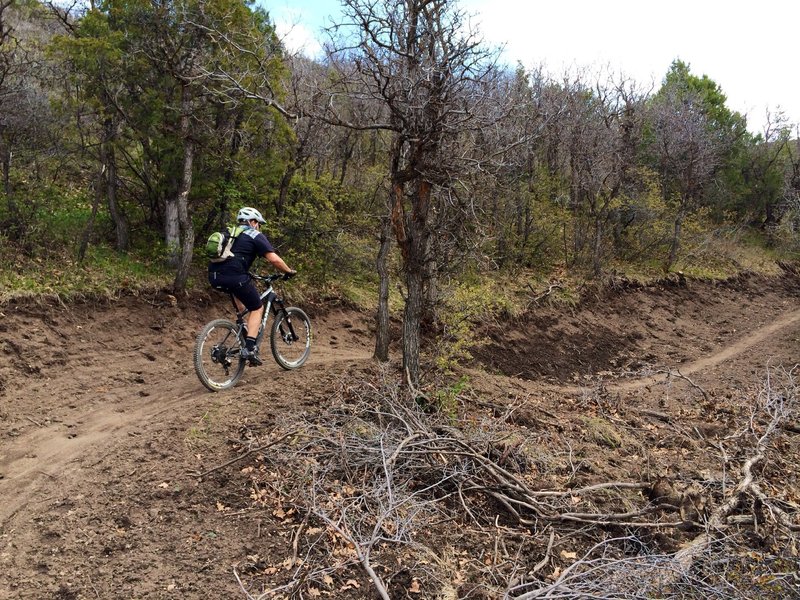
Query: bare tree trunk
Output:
[[373, 214, 392, 362], [666, 207, 685, 271], [277, 127, 313, 219], [275, 165, 296, 219], [164, 104, 184, 269], [392, 179, 432, 385], [165, 198, 180, 267], [425, 255, 438, 325], [172, 86, 195, 293], [338, 131, 354, 185], [592, 213, 603, 277], [403, 265, 423, 384], [78, 166, 104, 261], [1, 144, 9, 198], [423, 227, 438, 328], [103, 118, 129, 252]]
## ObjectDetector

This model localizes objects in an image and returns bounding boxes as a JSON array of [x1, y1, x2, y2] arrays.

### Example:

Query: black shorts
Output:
[[208, 272, 263, 311]]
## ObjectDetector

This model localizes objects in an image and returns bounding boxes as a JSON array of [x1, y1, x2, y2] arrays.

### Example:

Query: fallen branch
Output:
[[750, 481, 800, 532], [193, 429, 300, 478], [314, 509, 391, 600], [657, 368, 710, 402], [673, 453, 763, 572], [531, 529, 555, 574], [638, 408, 672, 422], [528, 282, 563, 304]]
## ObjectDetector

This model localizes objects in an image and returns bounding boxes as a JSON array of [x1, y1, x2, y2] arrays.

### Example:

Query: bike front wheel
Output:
[[194, 319, 246, 391], [270, 307, 312, 370]]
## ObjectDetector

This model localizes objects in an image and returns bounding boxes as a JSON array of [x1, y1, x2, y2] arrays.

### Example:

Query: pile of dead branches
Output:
[[205, 365, 800, 599]]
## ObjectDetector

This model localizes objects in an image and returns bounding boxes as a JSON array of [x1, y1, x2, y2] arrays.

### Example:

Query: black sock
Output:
[[245, 336, 257, 351]]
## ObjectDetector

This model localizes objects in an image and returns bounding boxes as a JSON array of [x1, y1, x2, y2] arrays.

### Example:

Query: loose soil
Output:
[[1, 271, 798, 599]]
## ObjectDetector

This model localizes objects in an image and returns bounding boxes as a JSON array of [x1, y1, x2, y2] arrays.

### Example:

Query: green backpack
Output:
[[205, 225, 245, 263]]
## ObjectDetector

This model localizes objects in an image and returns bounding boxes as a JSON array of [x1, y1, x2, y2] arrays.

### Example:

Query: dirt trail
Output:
[[677, 305, 800, 374], [607, 305, 800, 392], [0, 388, 196, 526], [0, 299, 372, 523], [1, 273, 798, 599], [468, 303, 800, 400]]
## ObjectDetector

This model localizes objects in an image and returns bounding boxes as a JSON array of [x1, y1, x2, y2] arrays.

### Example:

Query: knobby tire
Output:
[[194, 319, 246, 391], [270, 307, 312, 370]]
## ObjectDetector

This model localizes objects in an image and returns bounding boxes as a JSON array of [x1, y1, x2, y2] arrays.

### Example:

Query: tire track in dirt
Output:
[[0, 385, 198, 527], [0, 337, 372, 529], [677, 306, 800, 374], [479, 305, 800, 398]]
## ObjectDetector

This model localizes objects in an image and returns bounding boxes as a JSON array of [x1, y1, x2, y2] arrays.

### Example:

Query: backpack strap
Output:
[[220, 225, 245, 260]]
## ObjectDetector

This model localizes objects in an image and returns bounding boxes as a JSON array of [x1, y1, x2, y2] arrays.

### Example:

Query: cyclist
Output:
[[208, 207, 296, 366]]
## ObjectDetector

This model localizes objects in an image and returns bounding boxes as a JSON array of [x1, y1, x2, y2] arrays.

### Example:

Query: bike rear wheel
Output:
[[270, 307, 312, 370], [194, 319, 246, 391]]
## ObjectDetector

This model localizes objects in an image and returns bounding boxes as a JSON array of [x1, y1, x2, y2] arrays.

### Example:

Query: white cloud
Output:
[[271, 3, 325, 58], [274, 18, 323, 58]]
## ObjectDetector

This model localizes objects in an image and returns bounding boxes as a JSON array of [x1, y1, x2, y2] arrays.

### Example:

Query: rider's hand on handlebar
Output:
[[283, 270, 297, 281]]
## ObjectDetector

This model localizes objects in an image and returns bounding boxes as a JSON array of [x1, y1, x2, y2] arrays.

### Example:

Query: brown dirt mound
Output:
[[474, 272, 800, 383]]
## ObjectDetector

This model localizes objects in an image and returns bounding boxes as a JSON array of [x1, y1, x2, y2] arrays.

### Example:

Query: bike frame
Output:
[[195, 271, 309, 391], [230, 273, 297, 347]]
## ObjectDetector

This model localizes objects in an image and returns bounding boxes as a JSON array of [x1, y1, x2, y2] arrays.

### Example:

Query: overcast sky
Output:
[[270, 0, 799, 133]]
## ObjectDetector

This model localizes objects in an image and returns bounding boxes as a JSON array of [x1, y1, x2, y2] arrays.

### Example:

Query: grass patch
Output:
[[0, 245, 173, 303], [185, 411, 213, 447], [677, 227, 792, 279], [580, 416, 625, 449]]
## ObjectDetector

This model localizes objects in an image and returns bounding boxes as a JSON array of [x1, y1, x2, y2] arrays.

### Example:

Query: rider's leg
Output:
[[232, 282, 265, 365], [245, 306, 264, 346], [243, 307, 264, 366], [231, 285, 263, 342]]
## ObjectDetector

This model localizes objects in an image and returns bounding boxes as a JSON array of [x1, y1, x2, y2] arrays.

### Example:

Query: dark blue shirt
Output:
[[209, 226, 275, 276]]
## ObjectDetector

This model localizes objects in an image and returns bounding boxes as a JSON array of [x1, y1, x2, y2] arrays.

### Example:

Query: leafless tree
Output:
[[562, 71, 646, 275], [648, 87, 727, 270], [319, 0, 506, 384], [483, 66, 568, 268]]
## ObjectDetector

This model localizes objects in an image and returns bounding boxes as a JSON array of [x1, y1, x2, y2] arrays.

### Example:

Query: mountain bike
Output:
[[194, 273, 312, 391]]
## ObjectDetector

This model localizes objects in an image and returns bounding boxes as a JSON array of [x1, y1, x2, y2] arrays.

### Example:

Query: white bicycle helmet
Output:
[[236, 206, 266, 224]]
